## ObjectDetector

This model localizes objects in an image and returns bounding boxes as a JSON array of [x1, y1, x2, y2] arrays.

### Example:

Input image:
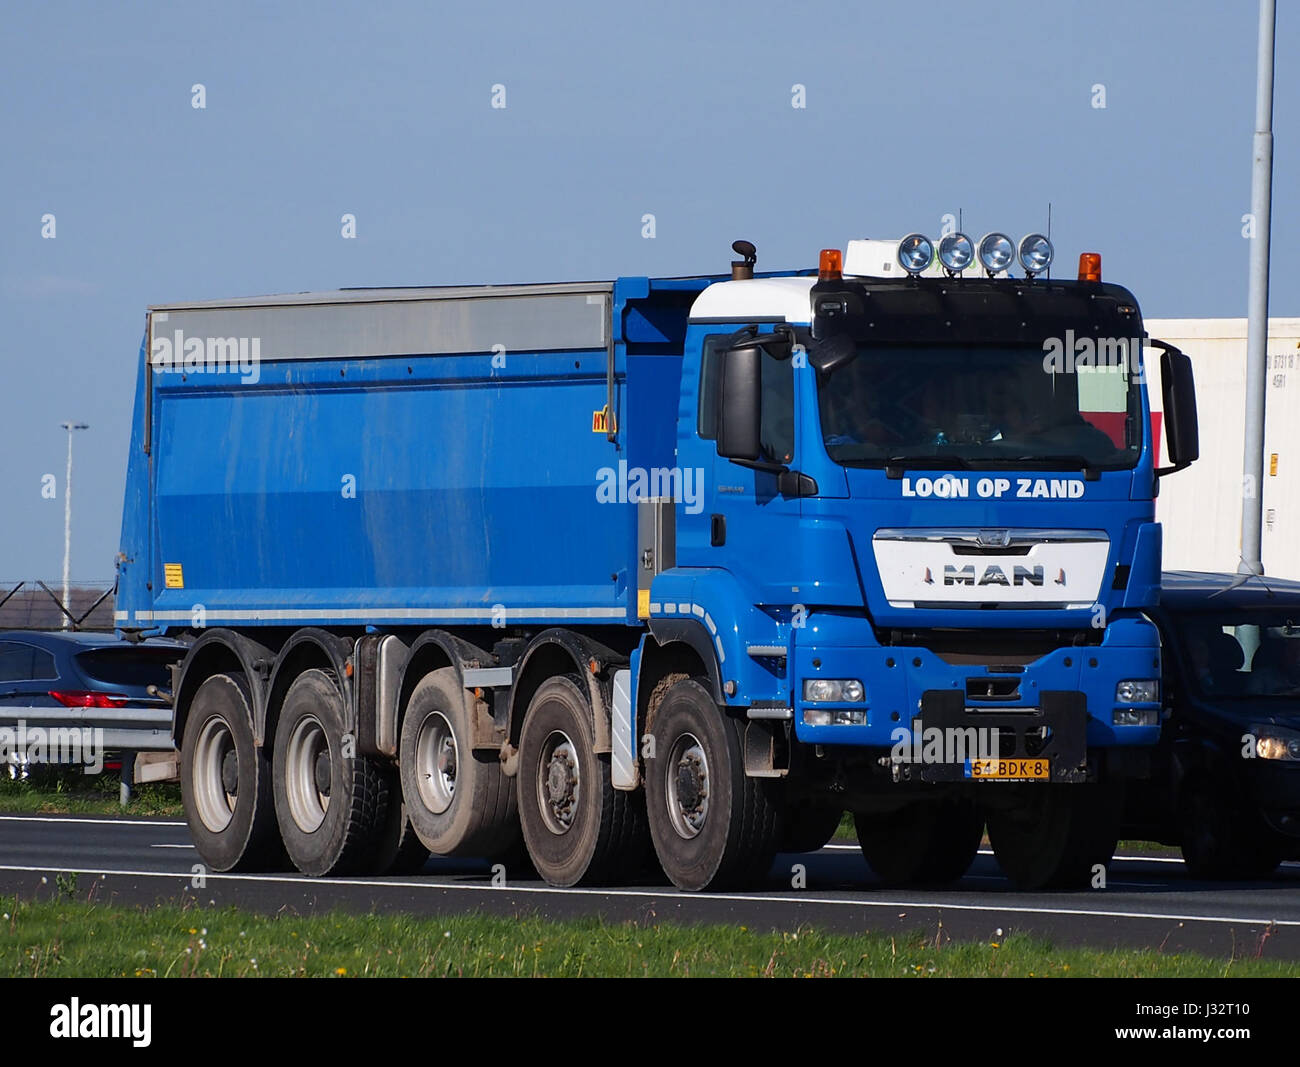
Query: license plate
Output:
[[966, 757, 1050, 780]]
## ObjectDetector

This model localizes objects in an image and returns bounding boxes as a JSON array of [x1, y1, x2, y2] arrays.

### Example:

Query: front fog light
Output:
[[1252, 725, 1300, 761], [803, 678, 865, 702], [1113, 708, 1159, 726], [802, 707, 866, 726], [1115, 679, 1159, 703]]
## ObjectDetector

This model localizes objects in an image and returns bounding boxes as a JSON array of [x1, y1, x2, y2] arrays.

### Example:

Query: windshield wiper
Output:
[[883, 455, 973, 479], [1011, 455, 1104, 480]]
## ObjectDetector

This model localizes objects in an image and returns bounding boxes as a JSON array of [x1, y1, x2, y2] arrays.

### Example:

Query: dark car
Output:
[[1124, 571, 1300, 877], [0, 631, 186, 774]]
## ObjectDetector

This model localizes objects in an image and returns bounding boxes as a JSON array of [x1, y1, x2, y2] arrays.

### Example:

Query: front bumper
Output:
[[791, 623, 1163, 760]]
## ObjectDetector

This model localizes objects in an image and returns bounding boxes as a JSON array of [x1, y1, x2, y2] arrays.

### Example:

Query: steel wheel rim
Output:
[[193, 716, 237, 833], [536, 729, 580, 835], [666, 732, 710, 839], [415, 711, 457, 815], [285, 714, 330, 833]]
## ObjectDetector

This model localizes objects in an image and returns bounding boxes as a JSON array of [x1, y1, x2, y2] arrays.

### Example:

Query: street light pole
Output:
[[1239, 0, 1276, 575], [60, 421, 88, 630]]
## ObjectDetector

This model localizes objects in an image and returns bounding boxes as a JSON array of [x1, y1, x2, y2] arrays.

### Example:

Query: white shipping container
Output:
[[1146, 318, 1300, 578]]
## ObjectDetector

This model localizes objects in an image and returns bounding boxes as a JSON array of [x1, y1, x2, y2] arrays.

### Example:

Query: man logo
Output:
[[976, 529, 1011, 548], [944, 564, 1045, 587]]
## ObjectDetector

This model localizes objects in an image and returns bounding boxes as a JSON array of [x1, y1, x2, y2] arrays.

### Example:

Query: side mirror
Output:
[[1155, 342, 1199, 475], [717, 344, 762, 461]]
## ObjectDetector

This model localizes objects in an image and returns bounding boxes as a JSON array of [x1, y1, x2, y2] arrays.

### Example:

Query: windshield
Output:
[[1175, 612, 1300, 698], [814, 341, 1142, 470]]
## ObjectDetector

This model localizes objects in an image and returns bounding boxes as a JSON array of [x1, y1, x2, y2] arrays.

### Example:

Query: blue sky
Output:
[[0, 0, 1295, 579]]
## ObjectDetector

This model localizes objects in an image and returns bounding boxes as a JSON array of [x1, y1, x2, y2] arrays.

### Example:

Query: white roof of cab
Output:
[[689, 277, 815, 324]]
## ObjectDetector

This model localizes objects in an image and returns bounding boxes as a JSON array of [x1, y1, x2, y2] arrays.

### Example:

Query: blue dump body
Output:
[[115, 258, 1195, 892], [117, 277, 709, 630]]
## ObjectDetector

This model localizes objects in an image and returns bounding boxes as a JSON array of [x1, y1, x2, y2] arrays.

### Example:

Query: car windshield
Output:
[[813, 341, 1142, 470], [1174, 611, 1300, 698]]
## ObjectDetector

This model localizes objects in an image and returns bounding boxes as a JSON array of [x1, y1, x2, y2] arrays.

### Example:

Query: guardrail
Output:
[[1, 705, 177, 804], [0, 705, 173, 752]]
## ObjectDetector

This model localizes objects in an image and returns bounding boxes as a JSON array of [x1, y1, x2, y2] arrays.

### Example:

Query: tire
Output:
[[1179, 778, 1282, 880], [854, 798, 983, 886], [180, 671, 285, 872], [779, 801, 844, 854], [398, 668, 519, 858], [517, 674, 648, 887], [645, 679, 780, 891], [365, 765, 430, 875], [986, 785, 1119, 890], [272, 668, 386, 877]]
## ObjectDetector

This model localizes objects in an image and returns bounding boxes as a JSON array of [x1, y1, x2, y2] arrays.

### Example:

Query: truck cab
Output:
[[640, 234, 1200, 889]]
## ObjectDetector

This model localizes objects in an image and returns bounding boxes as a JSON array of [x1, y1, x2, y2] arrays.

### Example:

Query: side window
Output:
[[697, 333, 796, 464], [760, 353, 795, 465], [698, 336, 724, 440], [0, 642, 56, 683]]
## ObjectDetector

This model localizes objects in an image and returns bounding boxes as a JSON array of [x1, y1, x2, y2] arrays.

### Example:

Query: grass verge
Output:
[[1, 894, 1291, 977], [0, 766, 183, 818]]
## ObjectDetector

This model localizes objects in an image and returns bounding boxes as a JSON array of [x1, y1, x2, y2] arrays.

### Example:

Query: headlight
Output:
[[897, 233, 934, 275], [977, 232, 1015, 274], [1115, 679, 1159, 703], [938, 232, 974, 273], [1113, 708, 1159, 726], [1251, 725, 1300, 762], [1018, 232, 1054, 276], [803, 678, 865, 702]]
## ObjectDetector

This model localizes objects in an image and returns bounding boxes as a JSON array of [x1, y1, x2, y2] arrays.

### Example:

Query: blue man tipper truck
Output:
[[116, 231, 1199, 890]]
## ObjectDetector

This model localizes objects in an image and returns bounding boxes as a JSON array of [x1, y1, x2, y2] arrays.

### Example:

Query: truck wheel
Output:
[[399, 668, 518, 859], [854, 798, 982, 885], [272, 668, 386, 877], [517, 674, 646, 886], [1179, 779, 1282, 879], [366, 766, 430, 875], [645, 679, 780, 890], [779, 801, 844, 854], [180, 671, 284, 872], [986, 785, 1119, 890]]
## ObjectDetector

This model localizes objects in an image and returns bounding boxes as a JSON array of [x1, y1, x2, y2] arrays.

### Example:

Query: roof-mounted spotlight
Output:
[[897, 233, 934, 275], [977, 232, 1015, 276], [1017, 233, 1054, 278], [937, 232, 974, 275]]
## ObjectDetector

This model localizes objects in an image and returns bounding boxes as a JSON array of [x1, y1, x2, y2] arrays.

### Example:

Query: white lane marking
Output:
[[822, 843, 1300, 869], [0, 815, 187, 828], [0, 864, 1295, 929], [149, 844, 194, 849]]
